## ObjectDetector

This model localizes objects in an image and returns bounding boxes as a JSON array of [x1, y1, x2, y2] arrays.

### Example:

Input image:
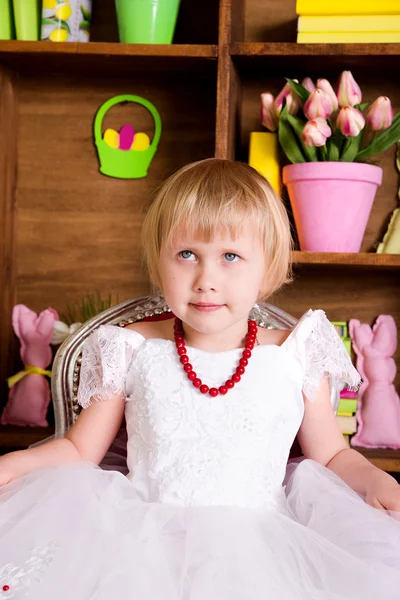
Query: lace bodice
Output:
[[77, 310, 360, 509]]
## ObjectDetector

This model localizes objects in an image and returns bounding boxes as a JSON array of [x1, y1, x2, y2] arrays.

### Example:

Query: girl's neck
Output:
[[176, 320, 249, 353]]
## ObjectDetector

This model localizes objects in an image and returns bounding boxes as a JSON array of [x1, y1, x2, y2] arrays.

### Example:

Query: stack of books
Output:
[[337, 389, 358, 446], [296, 0, 400, 44], [331, 321, 359, 444]]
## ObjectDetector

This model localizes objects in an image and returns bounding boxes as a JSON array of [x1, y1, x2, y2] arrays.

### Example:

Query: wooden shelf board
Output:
[[231, 42, 400, 57], [354, 447, 400, 472], [0, 425, 54, 451], [292, 252, 400, 269], [0, 40, 218, 58]]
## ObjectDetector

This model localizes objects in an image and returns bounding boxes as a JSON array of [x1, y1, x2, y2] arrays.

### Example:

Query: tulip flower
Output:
[[301, 77, 315, 93], [261, 92, 278, 132], [366, 96, 394, 131], [336, 106, 365, 137], [337, 71, 362, 107], [302, 118, 332, 147], [274, 81, 301, 117], [316, 78, 338, 111], [304, 89, 334, 120]]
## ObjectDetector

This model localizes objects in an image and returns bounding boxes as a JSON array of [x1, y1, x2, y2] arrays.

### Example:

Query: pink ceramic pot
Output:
[[282, 162, 383, 252]]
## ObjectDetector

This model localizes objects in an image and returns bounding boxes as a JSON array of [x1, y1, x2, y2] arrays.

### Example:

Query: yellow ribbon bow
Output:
[[7, 365, 52, 389]]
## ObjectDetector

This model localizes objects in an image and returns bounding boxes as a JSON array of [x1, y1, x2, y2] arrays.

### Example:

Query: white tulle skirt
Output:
[[0, 459, 399, 600]]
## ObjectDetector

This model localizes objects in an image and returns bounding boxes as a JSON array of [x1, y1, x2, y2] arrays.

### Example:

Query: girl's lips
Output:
[[190, 303, 224, 312]]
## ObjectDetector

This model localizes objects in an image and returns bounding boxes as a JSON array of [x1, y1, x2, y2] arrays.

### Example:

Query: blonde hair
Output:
[[141, 158, 293, 300]]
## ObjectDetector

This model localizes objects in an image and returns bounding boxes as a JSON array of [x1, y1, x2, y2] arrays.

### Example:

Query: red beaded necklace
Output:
[[173, 317, 258, 397]]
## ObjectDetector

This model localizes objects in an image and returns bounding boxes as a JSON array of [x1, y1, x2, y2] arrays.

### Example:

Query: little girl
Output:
[[0, 158, 399, 600]]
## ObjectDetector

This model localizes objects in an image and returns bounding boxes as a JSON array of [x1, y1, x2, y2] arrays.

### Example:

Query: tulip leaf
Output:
[[356, 113, 400, 160], [327, 136, 340, 161], [286, 113, 318, 162], [278, 104, 306, 164], [286, 78, 310, 105], [340, 130, 363, 162]]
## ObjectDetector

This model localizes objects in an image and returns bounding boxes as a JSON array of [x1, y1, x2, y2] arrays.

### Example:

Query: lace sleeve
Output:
[[288, 310, 361, 409], [77, 326, 144, 409]]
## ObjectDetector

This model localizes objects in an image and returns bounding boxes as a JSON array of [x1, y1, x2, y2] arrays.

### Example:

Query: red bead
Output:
[[245, 342, 254, 350], [183, 363, 193, 372], [180, 355, 189, 364], [232, 373, 241, 383], [3, 586, 10, 592], [200, 384, 209, 394], [248, 320, 257, 328], [236, 365, 245, 375], [243, 349, 251, 359], [175, 340, 185, 348], [188, 371, 197, 381], [177, 347, 187, 356], [175, 336, 184, 343], [239, 358, 248, 367], [209, 387, 218, 397], [226, 379, 235, 389], [219, 385, 228, 395], [193, 378, 202, 388], [246, 334, 256, 342]]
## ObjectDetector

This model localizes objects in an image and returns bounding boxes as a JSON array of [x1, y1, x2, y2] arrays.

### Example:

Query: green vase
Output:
[[115, 0, 181, 44]]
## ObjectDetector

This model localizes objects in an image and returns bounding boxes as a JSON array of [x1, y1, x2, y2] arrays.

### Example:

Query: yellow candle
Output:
[[248, 132, 281, 195]]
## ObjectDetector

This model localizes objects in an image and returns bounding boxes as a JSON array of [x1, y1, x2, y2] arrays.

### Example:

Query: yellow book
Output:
[[297, 31, 400, 43], [336, 415, 357, 435], [298, 15, 400, 32], [248, 132, 281, 195], [296, 0, 400, 15]]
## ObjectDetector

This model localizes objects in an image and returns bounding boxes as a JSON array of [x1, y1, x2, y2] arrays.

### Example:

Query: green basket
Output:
[[94, 95, 162, 179]]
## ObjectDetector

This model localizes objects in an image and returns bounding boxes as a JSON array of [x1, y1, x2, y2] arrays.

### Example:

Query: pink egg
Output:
[[119, 124, 135, 150]]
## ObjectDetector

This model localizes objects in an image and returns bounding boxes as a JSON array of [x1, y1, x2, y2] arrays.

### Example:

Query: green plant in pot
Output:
[[261, 72, 400, 252]]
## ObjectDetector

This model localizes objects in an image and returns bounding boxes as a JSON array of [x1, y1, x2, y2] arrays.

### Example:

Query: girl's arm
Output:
[[0, 393, 125, 486], [297, 379, 400, 509]]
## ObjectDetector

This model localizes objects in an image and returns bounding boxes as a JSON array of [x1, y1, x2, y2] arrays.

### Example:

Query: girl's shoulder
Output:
[[257, 308, 325, 348]]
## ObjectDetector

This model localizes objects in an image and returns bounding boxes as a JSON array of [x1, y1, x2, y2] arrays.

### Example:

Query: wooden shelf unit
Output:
[[0, 0, 399, 470]]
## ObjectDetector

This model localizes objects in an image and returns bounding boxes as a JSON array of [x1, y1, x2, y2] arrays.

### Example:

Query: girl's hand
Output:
[[365, 475, 400, 512]]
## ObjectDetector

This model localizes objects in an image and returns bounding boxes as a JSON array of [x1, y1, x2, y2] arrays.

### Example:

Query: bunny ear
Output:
[[349, 319, 373, 353], [11, 305, 37, 340], [372, 315, 398, 355], [36, 308, 59, 342]]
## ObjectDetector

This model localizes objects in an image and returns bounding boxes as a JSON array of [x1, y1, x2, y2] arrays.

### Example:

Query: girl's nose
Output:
[[193, 264, 217, 293]]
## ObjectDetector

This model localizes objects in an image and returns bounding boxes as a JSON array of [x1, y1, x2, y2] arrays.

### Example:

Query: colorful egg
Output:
[[103, 128, 120, 149], [119, 124, 135, 151], [131, 132, 150, 151]]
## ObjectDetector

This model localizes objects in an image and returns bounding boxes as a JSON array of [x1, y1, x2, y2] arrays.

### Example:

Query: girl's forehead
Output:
[[167, 221, 260, 246]]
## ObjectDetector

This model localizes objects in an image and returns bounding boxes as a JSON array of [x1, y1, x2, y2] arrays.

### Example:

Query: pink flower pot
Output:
[[282, 162, 383, 252]]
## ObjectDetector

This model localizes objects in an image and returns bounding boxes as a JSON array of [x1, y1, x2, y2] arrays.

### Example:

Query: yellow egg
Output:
[[43, 0, 57, 8], [131, 133, 150, 151], [49, 27, 69, 42], [103, 128, 120, 149], [55, 3, 72, 20]]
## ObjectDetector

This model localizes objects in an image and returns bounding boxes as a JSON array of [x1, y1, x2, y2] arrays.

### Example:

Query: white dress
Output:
[[1, 309, 399, 600]]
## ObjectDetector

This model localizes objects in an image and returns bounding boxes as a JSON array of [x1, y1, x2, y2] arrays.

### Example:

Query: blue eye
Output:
[[224, 253, 239, 263], [179, 250, 195, 260]]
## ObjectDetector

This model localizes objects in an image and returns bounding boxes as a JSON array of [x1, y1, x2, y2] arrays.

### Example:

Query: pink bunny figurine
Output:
[[1, 305, 59, 427], [349, 315, 400, 449]]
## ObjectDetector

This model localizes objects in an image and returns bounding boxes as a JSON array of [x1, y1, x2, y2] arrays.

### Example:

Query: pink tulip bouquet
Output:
[[261, 71, 400, 163]]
